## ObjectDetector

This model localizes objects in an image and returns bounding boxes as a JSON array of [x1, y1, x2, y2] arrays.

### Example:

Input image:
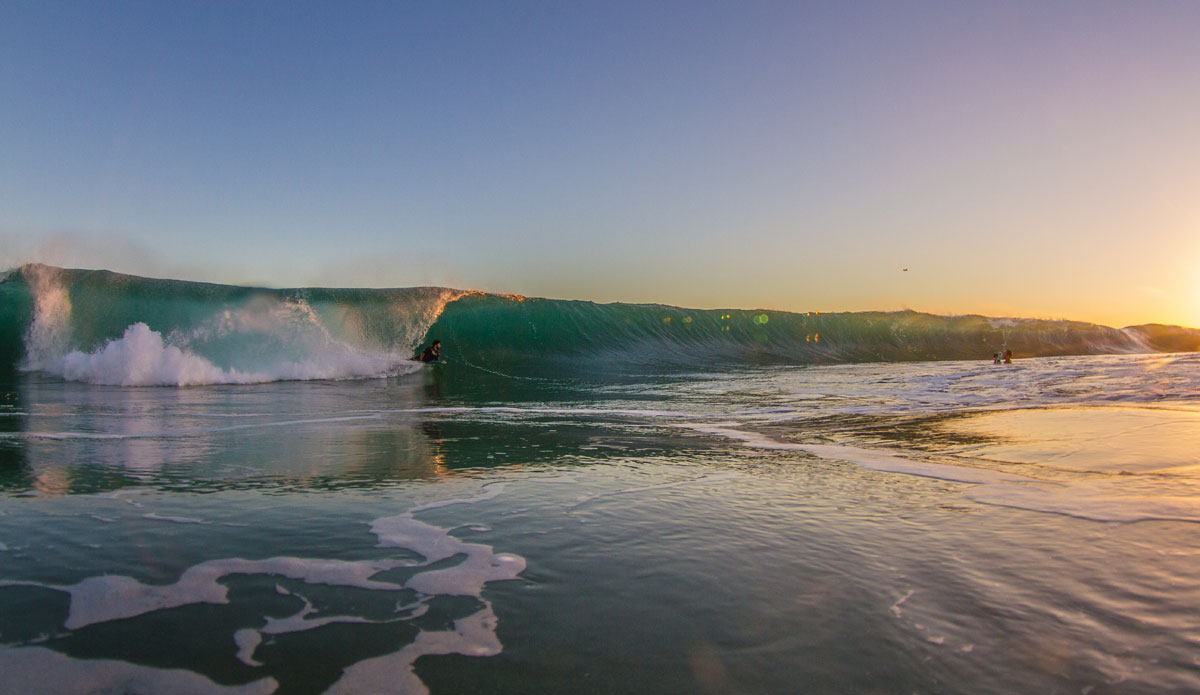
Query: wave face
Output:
[[0, 264, 1187, 384], [430, 294, 1157, 373]]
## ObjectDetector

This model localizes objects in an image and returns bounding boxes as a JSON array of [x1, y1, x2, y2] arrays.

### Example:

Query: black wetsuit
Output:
[[418, 346, 440, 362]]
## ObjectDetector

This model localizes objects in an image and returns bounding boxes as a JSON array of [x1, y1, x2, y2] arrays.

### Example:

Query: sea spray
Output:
[[20, 264, 72, 371], [51, 321, 418, 386], [50, 313, 427, 386], [59, 323, 243, 386]]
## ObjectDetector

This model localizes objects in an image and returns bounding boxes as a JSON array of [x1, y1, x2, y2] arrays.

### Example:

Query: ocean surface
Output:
[[2, 265, 1200, 694]]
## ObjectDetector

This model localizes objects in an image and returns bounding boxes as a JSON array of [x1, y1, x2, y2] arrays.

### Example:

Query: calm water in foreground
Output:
[[2, 353, 1200, 694]]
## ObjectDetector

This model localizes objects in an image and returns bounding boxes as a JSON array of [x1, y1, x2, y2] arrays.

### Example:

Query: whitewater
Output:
[[2, 264, 1200, 694]]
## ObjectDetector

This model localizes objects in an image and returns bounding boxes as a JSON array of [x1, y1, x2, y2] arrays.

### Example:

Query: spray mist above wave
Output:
[[20, 262, 72, 369], [10, 264, 460, 386]]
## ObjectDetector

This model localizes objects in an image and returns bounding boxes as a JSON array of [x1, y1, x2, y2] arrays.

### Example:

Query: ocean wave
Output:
[[1, 265, 454, 385], [0, 264, 1194, 384]]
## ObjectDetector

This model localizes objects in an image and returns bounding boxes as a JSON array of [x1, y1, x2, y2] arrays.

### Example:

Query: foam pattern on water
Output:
[[0, 483, 525, 694], [0, 645, 278, 694]]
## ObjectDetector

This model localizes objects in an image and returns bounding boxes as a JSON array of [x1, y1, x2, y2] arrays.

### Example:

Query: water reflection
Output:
[[0, 376, 32, 492], [4, 374, 469, 495], [0, 371, 693, 497]]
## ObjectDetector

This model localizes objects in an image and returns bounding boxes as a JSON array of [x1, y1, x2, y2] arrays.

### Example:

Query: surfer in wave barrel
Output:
[[416, 340, 441, 363]]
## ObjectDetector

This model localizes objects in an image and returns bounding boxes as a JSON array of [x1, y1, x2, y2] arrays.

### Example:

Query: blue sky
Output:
[[3, 1, 1199, 326]]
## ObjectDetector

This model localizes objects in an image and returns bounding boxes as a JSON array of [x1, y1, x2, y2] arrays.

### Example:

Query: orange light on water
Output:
[[460, 289, 526, 302]]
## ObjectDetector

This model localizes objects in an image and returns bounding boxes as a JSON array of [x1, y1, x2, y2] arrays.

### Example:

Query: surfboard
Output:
[[423, 360, 446, 365]]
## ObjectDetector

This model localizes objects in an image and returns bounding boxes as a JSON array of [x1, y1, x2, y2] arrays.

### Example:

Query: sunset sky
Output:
[[2, 1, 1198, 327]]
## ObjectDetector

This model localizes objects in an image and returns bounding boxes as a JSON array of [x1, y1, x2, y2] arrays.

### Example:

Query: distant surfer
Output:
[[417, 340, 441, 363], [993, 352, 1001, 364], [1003, 349, 1012, 364]]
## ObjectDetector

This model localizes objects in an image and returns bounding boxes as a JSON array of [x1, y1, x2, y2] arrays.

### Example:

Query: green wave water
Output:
[[1, 263, 1195, 384]]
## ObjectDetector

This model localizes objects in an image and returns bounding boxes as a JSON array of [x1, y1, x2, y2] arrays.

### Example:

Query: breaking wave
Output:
[[0, 264, 1196, 385], [0, 265, 457, 385]]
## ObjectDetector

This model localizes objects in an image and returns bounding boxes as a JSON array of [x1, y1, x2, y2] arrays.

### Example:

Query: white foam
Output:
[[0, 644, 277, 694], [259, 595, 379, 636], [2, 483, 526, 694], [46, 322, 424, 386], [327, 607, 502, 695], [371, 484, 526, 596], [229, 592, 399, 669], [37, 556, 413, 630], [233, 629, 264, 667], [58, 323, 247, 386]]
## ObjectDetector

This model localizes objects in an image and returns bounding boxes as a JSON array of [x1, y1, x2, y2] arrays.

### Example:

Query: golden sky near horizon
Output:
[[3, 3, 1199, 329]]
